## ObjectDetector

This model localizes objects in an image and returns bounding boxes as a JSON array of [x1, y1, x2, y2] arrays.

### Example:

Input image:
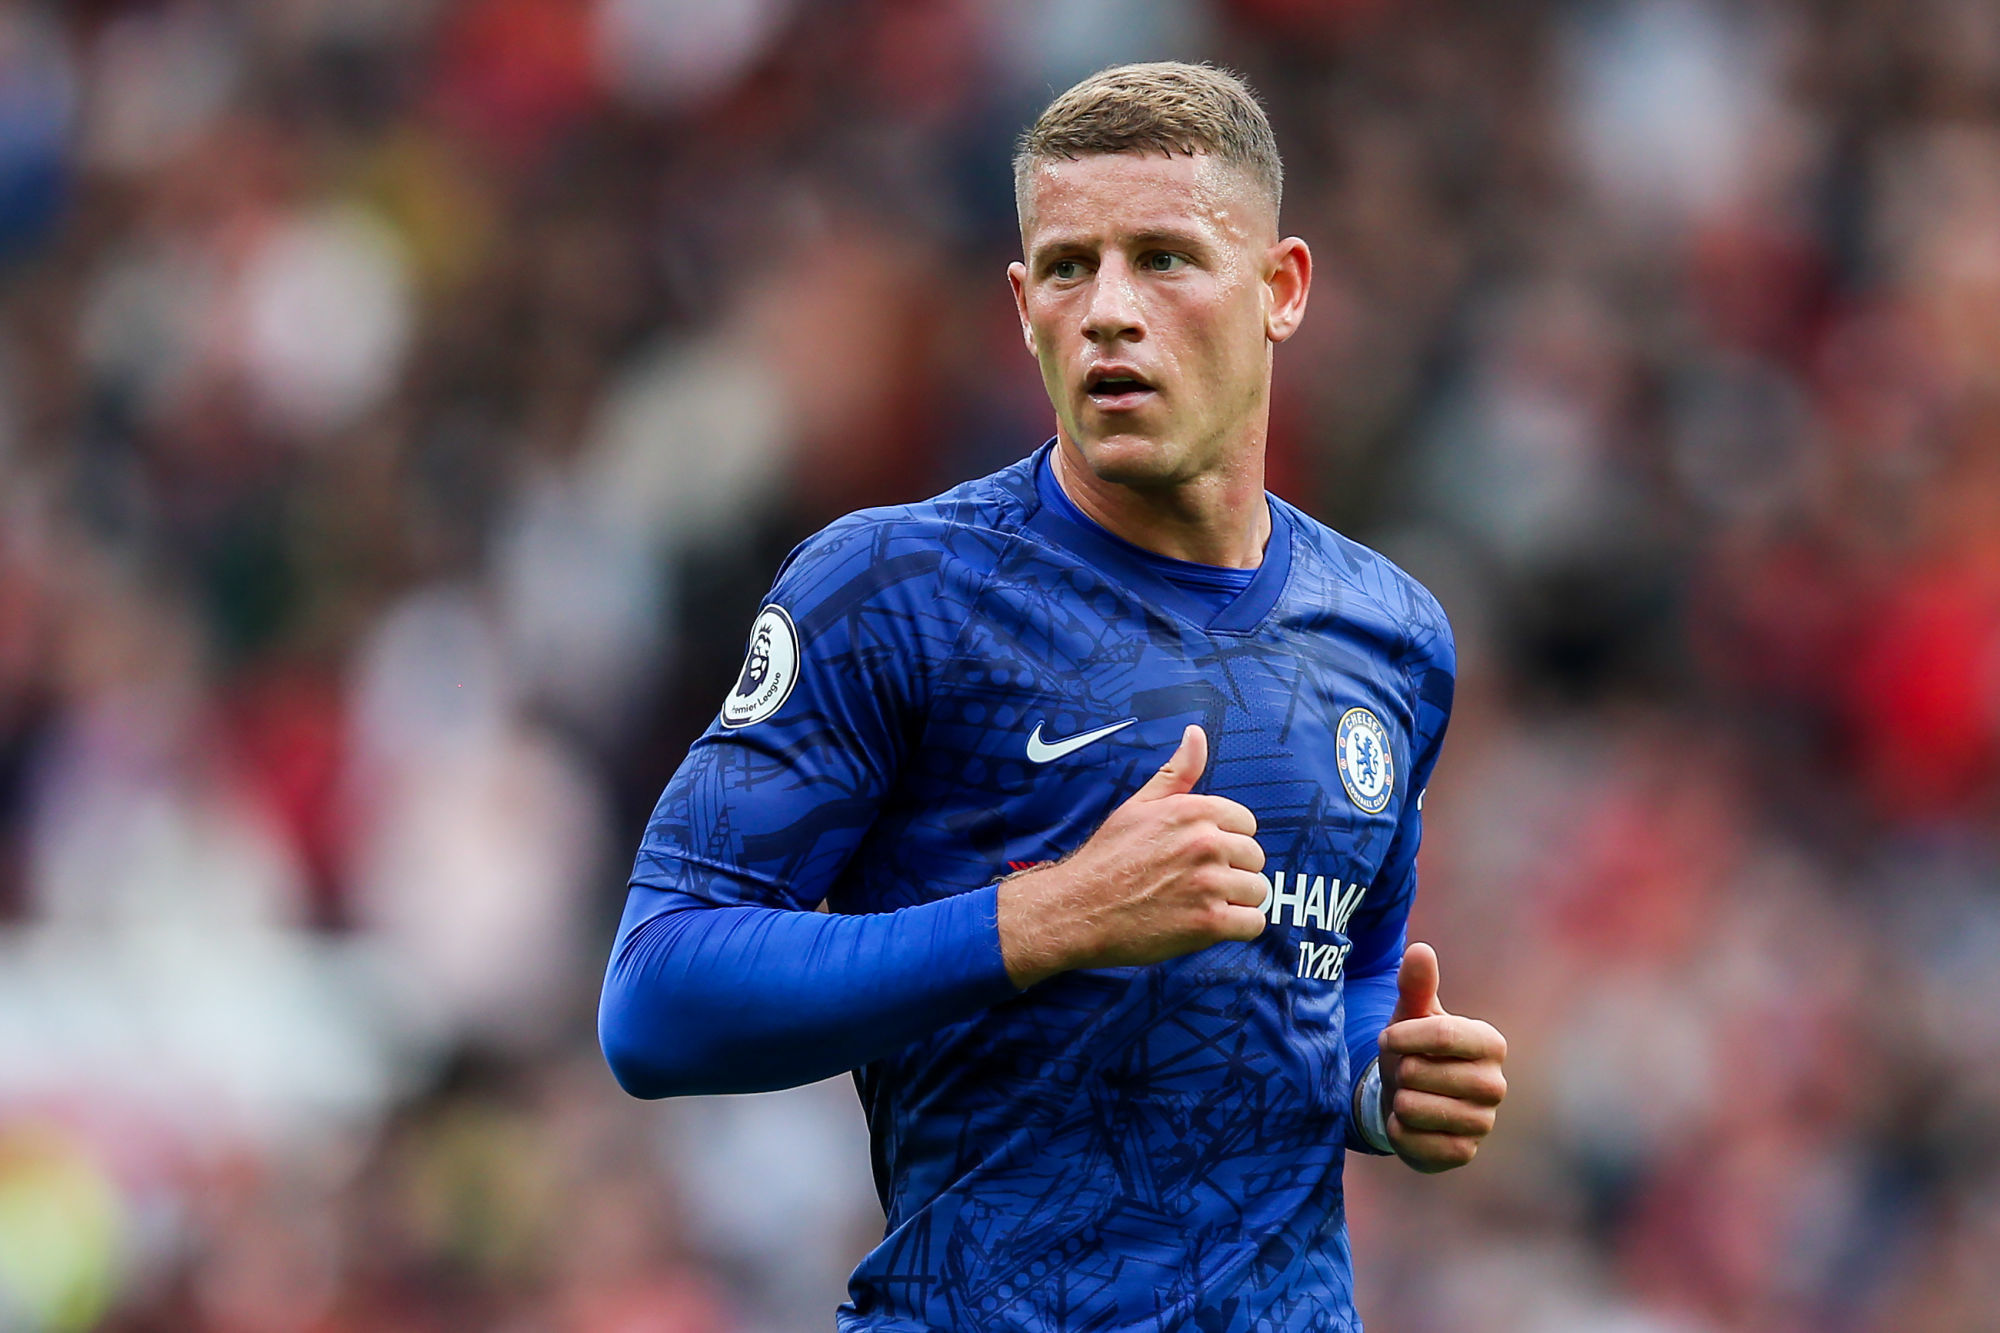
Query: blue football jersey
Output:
[[631, 444, 1456, 1332]]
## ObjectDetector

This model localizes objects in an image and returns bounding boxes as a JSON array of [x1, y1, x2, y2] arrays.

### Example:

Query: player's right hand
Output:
[[996, 724, 1268, 988]]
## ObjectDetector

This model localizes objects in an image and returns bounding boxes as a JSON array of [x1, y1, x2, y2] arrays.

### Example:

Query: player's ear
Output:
[[1265, 237, 1311, 344], [1008, 261, 1036, 355]]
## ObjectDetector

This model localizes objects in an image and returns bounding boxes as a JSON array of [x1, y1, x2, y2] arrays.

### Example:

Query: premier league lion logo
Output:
[[722, 605, 800, 728], [737, 625, 772, 696]]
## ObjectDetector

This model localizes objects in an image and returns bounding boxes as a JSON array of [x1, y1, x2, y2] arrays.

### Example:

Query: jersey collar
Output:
[[1023, 441, 1294, 635]]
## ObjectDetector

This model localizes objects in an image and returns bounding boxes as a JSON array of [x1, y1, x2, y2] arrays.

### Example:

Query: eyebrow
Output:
[[1029, 227, 1212, 268]]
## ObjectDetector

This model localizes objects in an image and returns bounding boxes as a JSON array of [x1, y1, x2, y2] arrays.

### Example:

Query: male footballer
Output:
[[601, 61, 1508, 1331]]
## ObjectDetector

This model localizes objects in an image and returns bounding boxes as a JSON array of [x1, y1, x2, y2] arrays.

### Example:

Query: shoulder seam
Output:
[[1288, 500, 1451, 649], [927, 484, 1040, 719]]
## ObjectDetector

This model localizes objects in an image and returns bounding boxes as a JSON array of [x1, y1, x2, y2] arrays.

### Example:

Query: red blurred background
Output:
[[2, 1, 1998, 1329]]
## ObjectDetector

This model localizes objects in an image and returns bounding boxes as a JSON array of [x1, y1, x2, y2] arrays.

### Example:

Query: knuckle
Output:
[[1206, 903, 1257, 939]]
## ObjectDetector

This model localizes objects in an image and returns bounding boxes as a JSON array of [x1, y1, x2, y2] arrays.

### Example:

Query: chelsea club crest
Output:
[[1335, 707, 1395, 814]]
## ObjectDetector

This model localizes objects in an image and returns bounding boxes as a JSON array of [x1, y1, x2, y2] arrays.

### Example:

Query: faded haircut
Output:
[[1013, 61, 1283, 229]]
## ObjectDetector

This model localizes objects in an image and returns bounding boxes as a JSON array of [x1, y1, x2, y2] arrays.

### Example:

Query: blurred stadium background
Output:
[[1, 0, 1998, 1329]]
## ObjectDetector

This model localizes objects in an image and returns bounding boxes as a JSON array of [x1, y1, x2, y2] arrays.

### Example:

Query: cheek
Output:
[[1027, 300, 1073, 356], [1027, 311, 1076, 394], [1169, 290, 1262, 383], [1215, 289, 1272, 375]]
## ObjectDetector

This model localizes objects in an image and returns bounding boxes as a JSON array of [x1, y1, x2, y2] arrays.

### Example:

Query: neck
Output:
[[1050, 433, 1272, 568]]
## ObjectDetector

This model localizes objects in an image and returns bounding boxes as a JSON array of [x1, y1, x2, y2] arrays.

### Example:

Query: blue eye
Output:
[[1146, 253, 1187, 272], [1051, 260, 1083, 280]]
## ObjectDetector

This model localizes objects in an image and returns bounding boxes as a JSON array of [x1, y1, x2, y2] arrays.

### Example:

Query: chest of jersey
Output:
[[841, 544, 1418, 975]]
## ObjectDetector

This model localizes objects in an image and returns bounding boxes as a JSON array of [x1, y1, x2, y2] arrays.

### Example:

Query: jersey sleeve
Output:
[[601, 512, 1020, 1099], [1341, 593, 1456, 1152], [632, 511, 958, 909]]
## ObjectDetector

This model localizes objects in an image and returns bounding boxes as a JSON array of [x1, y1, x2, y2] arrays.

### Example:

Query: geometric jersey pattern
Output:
[[631, 444, 1456, 1332]]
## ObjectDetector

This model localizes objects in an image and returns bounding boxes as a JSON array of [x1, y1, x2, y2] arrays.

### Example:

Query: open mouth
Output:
[[1085, 368, 1157, 409]]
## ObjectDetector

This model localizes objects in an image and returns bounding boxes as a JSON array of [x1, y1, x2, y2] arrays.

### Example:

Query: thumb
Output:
[[1133, 724, 1207, 801], [1389, 941, 1447, 1025]]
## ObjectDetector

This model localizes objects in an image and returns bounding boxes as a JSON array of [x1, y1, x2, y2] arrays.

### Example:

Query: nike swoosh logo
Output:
[[1026, 718, 1138, 763]]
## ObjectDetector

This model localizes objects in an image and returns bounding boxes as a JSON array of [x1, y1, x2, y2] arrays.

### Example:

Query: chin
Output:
[[1072, 429, 1194, 488]]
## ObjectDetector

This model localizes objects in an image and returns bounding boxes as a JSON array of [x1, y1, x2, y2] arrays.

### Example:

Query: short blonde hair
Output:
[[1013, 62, 1283, 225]]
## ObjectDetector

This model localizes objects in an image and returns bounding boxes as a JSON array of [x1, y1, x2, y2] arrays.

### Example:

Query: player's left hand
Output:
[[1378, 942, 1507, 1173]]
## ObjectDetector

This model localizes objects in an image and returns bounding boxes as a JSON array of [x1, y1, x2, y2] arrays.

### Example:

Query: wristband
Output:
[[1352, 1056, 1392, 1154]]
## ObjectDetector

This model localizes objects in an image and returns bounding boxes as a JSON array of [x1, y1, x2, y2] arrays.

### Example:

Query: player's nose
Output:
[[1081, 254, 1145, 344]]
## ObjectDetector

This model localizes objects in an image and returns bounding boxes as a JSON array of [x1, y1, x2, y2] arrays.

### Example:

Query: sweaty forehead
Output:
[[1020, 151, 1272, 252]]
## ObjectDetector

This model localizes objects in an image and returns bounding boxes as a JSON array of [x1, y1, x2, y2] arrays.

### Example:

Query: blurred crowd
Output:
[[1, 0, 1998, 1329]]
